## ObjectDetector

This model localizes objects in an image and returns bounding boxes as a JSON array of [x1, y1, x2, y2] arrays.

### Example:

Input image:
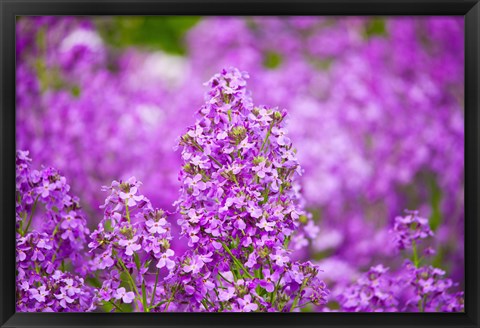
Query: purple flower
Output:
[[60, 211, 79, 229], [392, 210, 434, 251], [30, 286, 49, 302], [156, 249, 175, 269], [237, 295, 258, 312], [185, 174, 207, 196], [252, 160, 271, 179], [256, 218, 275, 232], [118, 236, 142, 256], [233, 216, 246, 230], [248, 205, 263, 219], [115, 287, 135, 304], [218, 286, 235, 301], [119, 187, 144, 207], [270, 252, 289, 267], [38, 181, 55, 198], [183, 257, 204, 274], [145, 218, 167, 234], [259, 269, 280, 292], [271, 127, 290, 146], [96, 251, 115, 269]]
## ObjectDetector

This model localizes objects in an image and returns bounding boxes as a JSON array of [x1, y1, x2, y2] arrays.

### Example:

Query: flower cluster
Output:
[[16, 150, 94, 312], [399, 261, 464, 312], [338, 210, 463, 312], [392, 210, 434, 251], [172, 67, 328, 311], [339, 265, 398, 312], [17, 270, 95, 312], [16, 17, 465, 295], [16, 15, 465, 312], [88, 177, 175, 312]]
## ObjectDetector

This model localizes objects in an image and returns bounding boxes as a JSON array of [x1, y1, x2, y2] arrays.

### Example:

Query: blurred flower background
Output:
[[16, 16, 464, 312]]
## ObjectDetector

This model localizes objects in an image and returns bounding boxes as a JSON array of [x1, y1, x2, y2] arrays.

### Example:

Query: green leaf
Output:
[[141, 279, 148, 311], [95, 16, 201, 55], [71, 85, 81, 98], [429, 177, 442, 231], [104, 219, 113, 232], [102, 301, 114, 312], [263, 51, 283, 69], [364, 18, 387, 38], [86, 276, 102, 288], [120, 271, 130, 283], [144, 259, 152, 268], [134, 253, 141, 271]]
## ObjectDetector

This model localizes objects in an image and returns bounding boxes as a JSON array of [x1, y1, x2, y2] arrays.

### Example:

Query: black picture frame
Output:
[[1, 1, 478, 327]]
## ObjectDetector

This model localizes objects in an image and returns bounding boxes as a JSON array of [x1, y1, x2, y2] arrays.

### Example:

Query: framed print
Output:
[[1, 0, 479, 327]]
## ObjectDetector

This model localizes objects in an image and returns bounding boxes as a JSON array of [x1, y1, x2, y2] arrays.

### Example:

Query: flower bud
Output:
[[229, 126, 247, 143], [253, 156, 266, 165]]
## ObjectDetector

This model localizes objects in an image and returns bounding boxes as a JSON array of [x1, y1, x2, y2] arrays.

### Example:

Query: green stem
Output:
[[190, 140, 223, 168], [107, 300, 124, 312], [51, 239, 63, 263], [149, 268, 160, 308], [51, 221, 61, 238], [149, 300, 168, 310], [221, 242, 253, 279], [115, 255, 140, 298], [142, 280, 148, 312], [214, 289, 225, 311], [270, 277, 282, 305], [23, 195, 40, 235], [259, 187, 270, 205], [412, 241, 420, 268], [218, 271, 232, 284], [207, 155, 223, 168], [260, 121, 274, 152], [231, 173, 240, 187], [201, 299, 210, 310], [164, 284, 179, 312], [292, 301, 313, 310], [290, 278, 309, 311], [125, 204, 131, 223], [418, 294, 426, 312]]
